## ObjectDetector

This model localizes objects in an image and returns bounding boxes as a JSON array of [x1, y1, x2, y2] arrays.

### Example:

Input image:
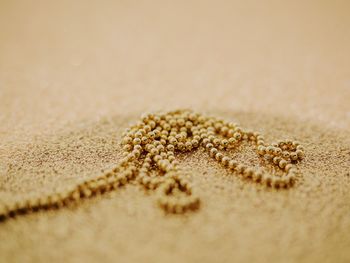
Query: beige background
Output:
[[0, 0, 350, 262]]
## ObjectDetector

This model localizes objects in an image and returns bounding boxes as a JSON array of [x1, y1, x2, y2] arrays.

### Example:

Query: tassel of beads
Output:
[[0, 109, 305, 222]]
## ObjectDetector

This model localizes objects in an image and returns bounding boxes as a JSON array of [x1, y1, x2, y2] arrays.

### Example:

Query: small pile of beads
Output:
[[0, 109, 304, 221]]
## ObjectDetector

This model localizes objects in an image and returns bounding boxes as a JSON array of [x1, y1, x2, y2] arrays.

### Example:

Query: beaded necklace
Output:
[[0, 109, 304, 221]]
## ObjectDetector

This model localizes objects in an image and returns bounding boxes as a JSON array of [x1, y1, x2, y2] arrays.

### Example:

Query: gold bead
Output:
[[296, 150, 304, 159], [273, 156, 282, 165], [228, 138, 237, 145], [122, 136, 132, 145], [185, 141, 192, 150], [279, 160, 287, 169], [144, 125, 151, 132], [258, 146, 266, 155], [235, 164, 245, 174], [134, 132, 142, 138], [234, 133, 241, 140], [266, 146, 274, 155], [253, 170, 263, 182], [206, 143, 214, 151], [262, 174, 272, 186], [123, 144, 133, 152], [228, 160, 237, 170], [210, 148, 218, 157], [290, 152, 298, 161], [284, 163, 293, 171], [221, 156, 230, 166], [133, 138, 141, 145], [273, 147, 282, 155], [257, 140, 265, 146], [215, 152, 223, 161], [296, 145, 304, 151], [243, 168, 254, 178], [282, 151, 290, 159], [213, 138, 220, 147]]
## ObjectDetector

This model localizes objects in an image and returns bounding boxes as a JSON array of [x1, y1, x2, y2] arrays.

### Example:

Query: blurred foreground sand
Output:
[[0, 1, 349, 262]]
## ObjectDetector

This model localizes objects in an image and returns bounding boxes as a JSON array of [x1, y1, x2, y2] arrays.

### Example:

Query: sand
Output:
[[0, 0, 350, 262]]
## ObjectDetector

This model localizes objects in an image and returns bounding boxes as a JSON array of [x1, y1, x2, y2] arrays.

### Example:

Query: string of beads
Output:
[[0, 109, 305, 221]]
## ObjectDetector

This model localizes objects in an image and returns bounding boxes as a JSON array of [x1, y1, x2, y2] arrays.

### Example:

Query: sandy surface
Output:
[[0, 0, 350, 262]]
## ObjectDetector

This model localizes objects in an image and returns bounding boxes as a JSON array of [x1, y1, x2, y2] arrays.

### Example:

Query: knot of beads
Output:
[[0, 109, 305, 221], [120, 109, 303, 213]]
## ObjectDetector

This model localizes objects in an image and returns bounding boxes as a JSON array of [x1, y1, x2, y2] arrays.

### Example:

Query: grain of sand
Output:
[[0, 1, 350, 263]]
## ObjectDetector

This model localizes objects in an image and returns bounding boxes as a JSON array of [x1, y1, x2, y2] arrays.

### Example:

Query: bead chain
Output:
[[0, 109, 305, 221]]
